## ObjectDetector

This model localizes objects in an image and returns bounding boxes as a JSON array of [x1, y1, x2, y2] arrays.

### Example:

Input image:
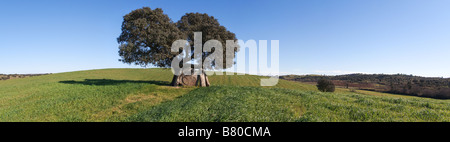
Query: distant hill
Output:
[[281, 74, 450, 99]]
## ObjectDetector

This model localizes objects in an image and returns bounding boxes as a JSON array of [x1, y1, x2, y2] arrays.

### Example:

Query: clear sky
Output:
[[1, 0, 449, 77]]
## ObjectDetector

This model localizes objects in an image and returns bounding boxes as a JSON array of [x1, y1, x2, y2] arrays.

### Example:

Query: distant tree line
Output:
[[281, 74, 450, 99], [0, 74, 50, 81]]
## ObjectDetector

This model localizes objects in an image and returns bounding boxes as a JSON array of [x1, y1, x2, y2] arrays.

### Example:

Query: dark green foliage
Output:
[[317, 78, 335, 92], [177, 13, 238, 69], [117, 7, 238, 70], [117, 7, 182, 67]]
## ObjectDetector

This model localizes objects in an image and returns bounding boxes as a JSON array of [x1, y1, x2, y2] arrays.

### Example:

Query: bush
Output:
[[317, 78, 335, 92]]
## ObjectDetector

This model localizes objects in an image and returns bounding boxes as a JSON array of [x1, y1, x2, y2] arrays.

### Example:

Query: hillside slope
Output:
[[0, 68, 449, 122]]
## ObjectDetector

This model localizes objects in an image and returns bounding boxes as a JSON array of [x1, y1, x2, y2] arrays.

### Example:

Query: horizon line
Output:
[[1, 67, 449, 79]]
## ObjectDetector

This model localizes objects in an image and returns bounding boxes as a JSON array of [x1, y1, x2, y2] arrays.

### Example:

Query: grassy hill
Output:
[[0, 68, 449, 122]]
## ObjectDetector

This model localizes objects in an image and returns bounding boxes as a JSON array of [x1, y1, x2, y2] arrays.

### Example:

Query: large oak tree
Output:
[[117, 7, 238, 87]]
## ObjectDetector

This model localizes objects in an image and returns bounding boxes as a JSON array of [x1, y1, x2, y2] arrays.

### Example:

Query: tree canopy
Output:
[[177, 13, 238, 70], [118, 7, 182, 68], [117, 7, 238, 70]]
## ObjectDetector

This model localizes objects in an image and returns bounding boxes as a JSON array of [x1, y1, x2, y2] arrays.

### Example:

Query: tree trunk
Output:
[[204, 73, 210, 86], [196, 70, 210, 87], [170, 75, 181, 86]]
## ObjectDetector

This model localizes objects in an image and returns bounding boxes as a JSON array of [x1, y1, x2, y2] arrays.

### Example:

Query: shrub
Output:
[[317, 78, 335, 92]]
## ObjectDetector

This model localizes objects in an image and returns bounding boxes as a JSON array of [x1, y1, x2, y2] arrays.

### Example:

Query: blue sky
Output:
[[1, 0, 449, 77]]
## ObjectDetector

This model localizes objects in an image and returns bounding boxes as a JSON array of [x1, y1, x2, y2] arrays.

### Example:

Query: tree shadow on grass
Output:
[[59, 79, 170, 86]]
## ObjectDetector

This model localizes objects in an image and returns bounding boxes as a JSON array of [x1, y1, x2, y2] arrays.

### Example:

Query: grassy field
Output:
[[0, 68, 449, 122]]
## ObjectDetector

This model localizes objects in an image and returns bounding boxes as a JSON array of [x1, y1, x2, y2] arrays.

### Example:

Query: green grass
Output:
[[285, 89, 450, 122], [0, 68, 449, 122], [0, 68, 186, 121], [126, 86, 304, 122]]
